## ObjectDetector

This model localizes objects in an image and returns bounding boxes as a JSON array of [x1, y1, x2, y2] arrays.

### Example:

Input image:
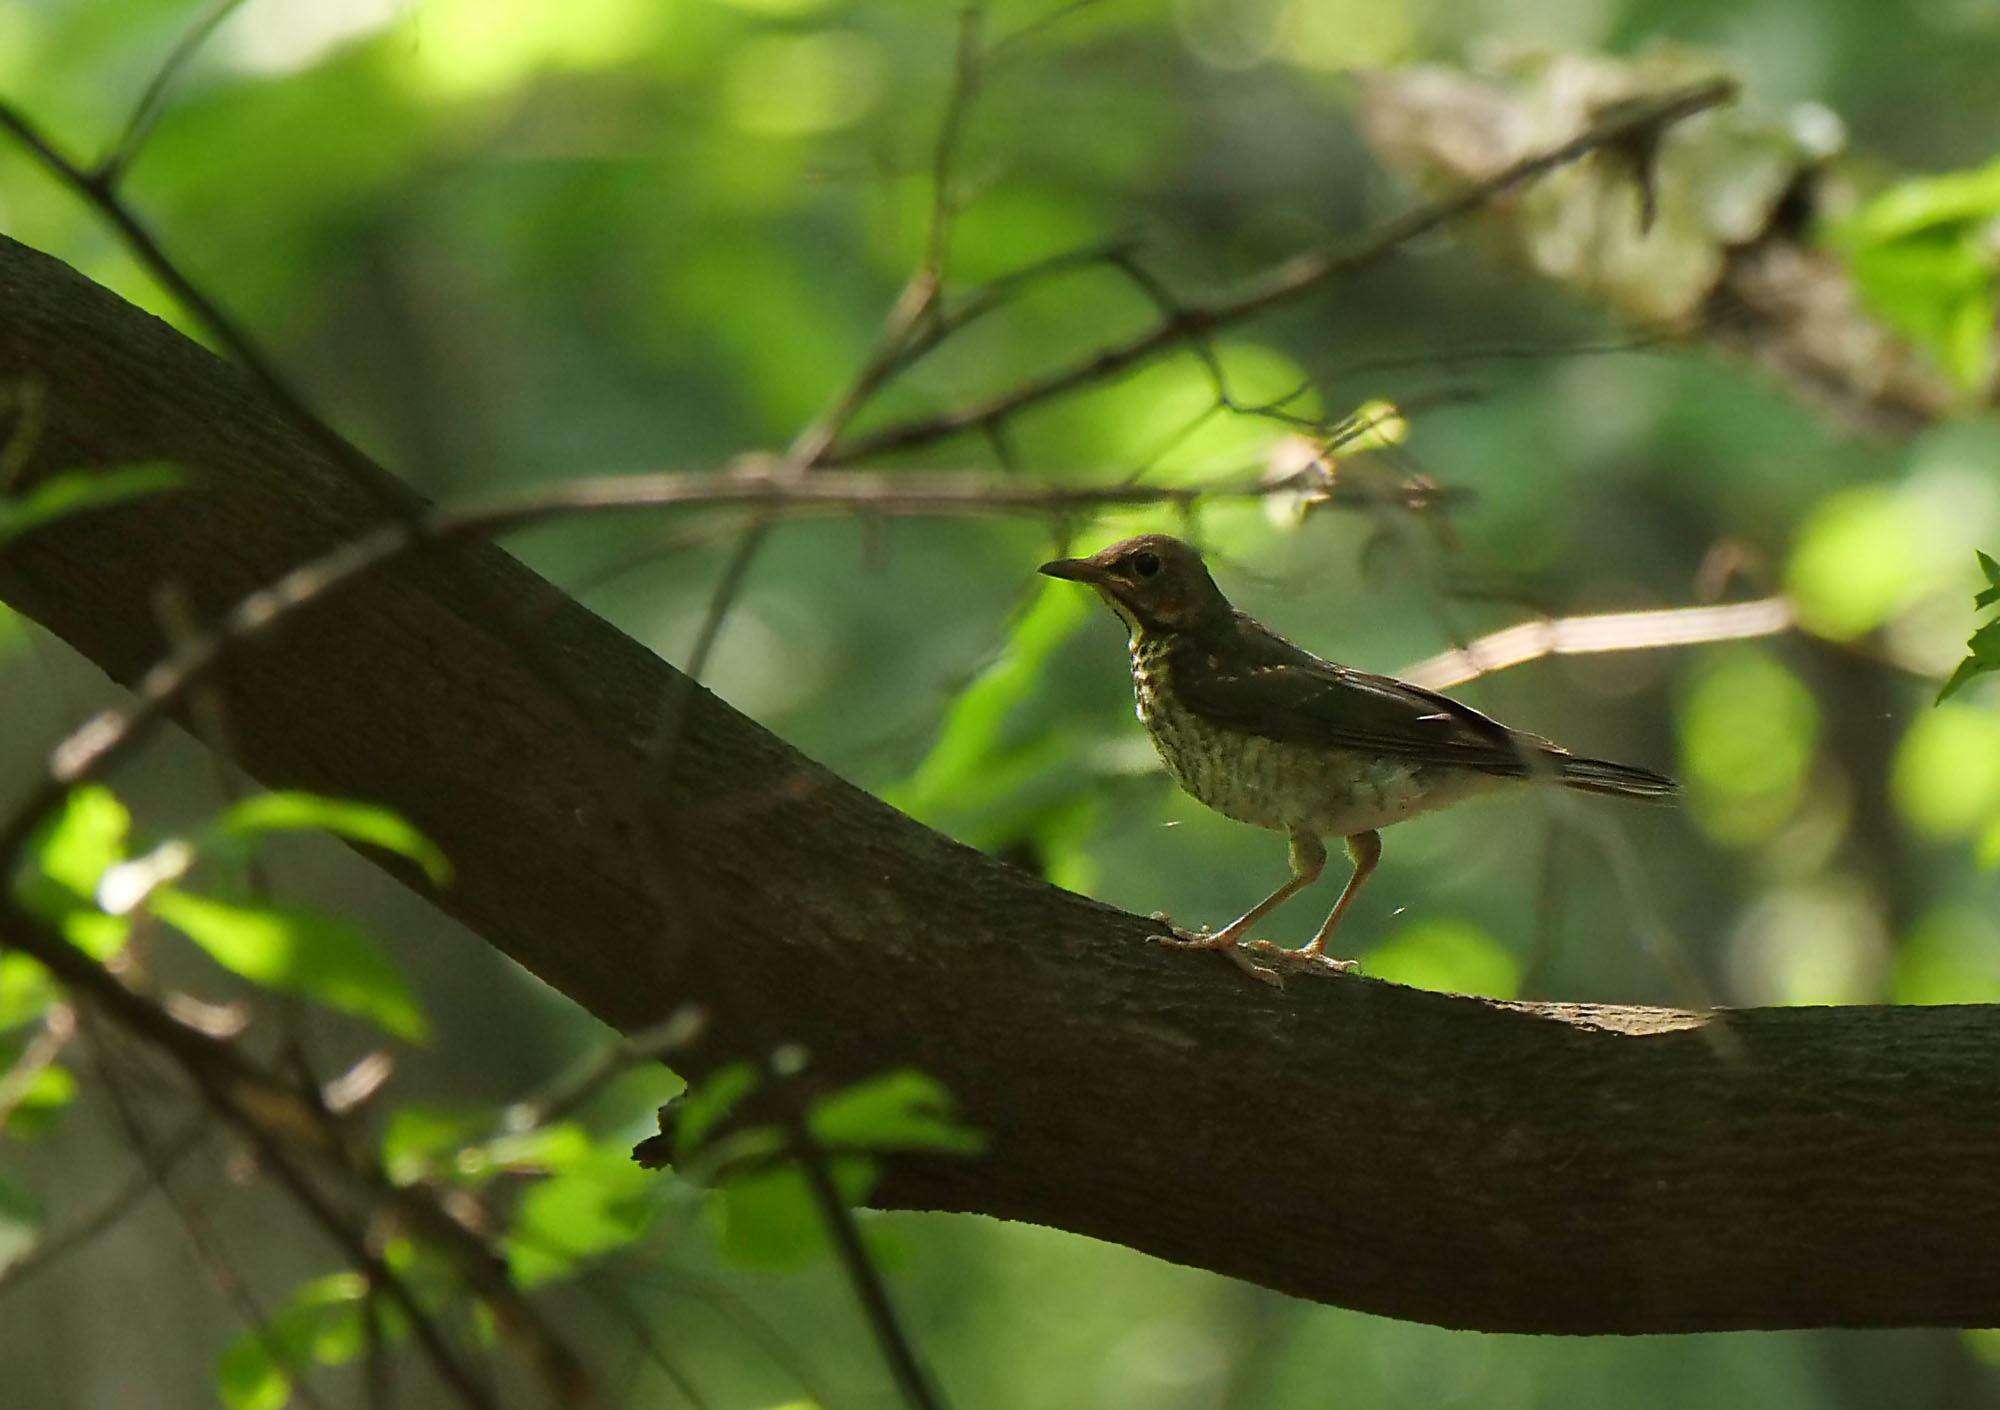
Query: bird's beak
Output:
[[1038, 557, 1100, 583]]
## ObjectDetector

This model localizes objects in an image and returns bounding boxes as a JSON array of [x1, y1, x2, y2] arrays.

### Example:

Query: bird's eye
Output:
[[1131, 550, 1162, 578]]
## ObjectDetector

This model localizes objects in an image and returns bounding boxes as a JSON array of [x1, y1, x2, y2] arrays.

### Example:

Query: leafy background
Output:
[[5, 0, 2000, 1405]]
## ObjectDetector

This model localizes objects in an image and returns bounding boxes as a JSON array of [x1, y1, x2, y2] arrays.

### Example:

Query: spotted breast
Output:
[[1130, 634, 1489, 837]]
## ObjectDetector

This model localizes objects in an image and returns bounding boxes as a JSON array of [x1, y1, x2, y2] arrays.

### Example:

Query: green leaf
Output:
[[1834, 162, 2000, 393], [0, 463, 185, 545], [809, 1069, 985, 1156], [381, 1106, 489, 1185], [1938, 555, 2000, 702], [216, 1272, 377, 1410], [12, 785, 133, 958], [506, 1143, 659, 1286], [216, 1329, 296, 1410], [1837, 156, 2000, 246], [0, 955, 56, 1031], [1, 1061, 76, 1136], [708, 1157, 877, 1272], [213, 792, 452, 886], [1975, 550, 2000, 610], [888, 579, 1091, 835], [151, 889, 430, 1042], [673, 1061, 758, 1155]]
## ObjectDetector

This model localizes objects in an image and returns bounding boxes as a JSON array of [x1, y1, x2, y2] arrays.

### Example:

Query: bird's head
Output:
[[1038, 534, 1231, 638]]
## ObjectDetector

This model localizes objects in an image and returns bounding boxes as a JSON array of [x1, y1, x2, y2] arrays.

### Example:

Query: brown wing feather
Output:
[[1169, 613, 1675, 796]]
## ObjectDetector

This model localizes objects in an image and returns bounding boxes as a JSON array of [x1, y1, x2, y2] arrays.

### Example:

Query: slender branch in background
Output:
[[583, 1276, 717, 1410], [506, 1009, 704, 1134], [97, 0, 251, 185], [0, 1117, 206, 1301], [86, 1032, 346, 1410], [0, 461, 1428, 873], [0, 998, 74, 1128], [1399, 595, 1796, 690], [0, 100, 402, 514], [622, 1270, 844, 1410], [635, 23, 999, 1409], [5, 911, 579, 1408], [825, 77, 1738, 465]]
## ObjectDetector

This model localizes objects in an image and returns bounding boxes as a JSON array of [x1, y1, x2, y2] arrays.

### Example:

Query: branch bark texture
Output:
[[3, 234, 1998, 1334]]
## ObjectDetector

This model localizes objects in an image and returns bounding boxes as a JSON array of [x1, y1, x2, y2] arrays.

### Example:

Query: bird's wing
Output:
[[1169, 615, 1558, 779]]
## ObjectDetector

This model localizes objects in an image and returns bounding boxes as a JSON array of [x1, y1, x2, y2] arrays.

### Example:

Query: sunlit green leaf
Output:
[[382, 1106, 488, 1185], [151, 889, 430, 1042], [467, 1122, 593, 1180], [215, 1271, 377, 1410], [0, 463, 184, 545], [0, 955, 56, 1031], [12, 784, 132, 957], [1832, 158, 2000, 392], [215, 1331, 294, 1410], [507, 1144, 660, 1286], [810, 1069, 985, 1155], [1837, 156, 2000, 246], [213, 792, 452, 886]]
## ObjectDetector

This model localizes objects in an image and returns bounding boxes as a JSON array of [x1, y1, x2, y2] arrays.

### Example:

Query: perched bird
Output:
[[1040, 534, 1677, 982]]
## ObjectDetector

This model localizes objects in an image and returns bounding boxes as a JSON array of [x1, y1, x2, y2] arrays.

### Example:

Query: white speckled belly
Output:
[[1132, 638, 1492, 836]]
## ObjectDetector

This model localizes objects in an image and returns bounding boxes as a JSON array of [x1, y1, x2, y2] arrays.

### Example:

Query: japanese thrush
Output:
[[1040, 534, 1677, 982]]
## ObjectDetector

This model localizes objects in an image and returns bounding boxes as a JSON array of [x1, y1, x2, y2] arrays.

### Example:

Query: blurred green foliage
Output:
[[1834, 159, 2000, 393], [6, 0, 2000, 1405]]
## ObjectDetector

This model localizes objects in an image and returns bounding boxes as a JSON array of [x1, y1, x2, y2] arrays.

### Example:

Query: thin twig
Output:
[[0, 463, 1415, 882], [5, 911, 569, 1409], [98, 0, 251, 184], [824, 78, 1738, 465], [507, 1009, 704, 1133], [0, 1115, 206, 1300], [0, 101, 408, 517], [87, 1023, 344, 1410]]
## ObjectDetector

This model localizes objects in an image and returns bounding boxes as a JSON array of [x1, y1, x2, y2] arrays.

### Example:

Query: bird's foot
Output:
[[1147, 914, 1285, 987], [1240, 938, 1362, 976], [1145, 913, 1232, 948]]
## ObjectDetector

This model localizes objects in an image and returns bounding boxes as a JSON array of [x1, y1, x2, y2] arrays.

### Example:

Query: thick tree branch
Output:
[[4, 234, 2000, 1335]]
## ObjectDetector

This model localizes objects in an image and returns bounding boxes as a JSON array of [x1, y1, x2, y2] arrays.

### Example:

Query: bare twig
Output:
[[99, 0, 252, 184], [825, 78, 1738, 465], [1400, 595, 1795, 690], [0, 998, 75, 1129], [3, 911, 578, 1408], [0, 101, 407, 517], [87, 1027, 344, 1410], [0, 461, 1422, 876], [507, 1009, 704, 1134], [0, 1115, 206, 1301]]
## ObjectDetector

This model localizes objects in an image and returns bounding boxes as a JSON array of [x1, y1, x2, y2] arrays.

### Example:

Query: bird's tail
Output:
[[1552, 754, 1679, 799]]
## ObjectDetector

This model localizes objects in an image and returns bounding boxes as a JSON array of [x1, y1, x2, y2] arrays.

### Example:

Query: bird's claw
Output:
[[1240, 937, 1362, 975], [1147, 915, 1289, 988], [1145, 913, 1223, 947]]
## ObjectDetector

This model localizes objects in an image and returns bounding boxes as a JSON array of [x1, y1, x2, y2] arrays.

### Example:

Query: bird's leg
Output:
[[1247, 830, 1376, 970], [1156, 829, 1326, 952]]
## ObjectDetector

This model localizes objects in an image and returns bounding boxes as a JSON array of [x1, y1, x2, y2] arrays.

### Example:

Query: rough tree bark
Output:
[[2, 232, 1998, 1335]]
